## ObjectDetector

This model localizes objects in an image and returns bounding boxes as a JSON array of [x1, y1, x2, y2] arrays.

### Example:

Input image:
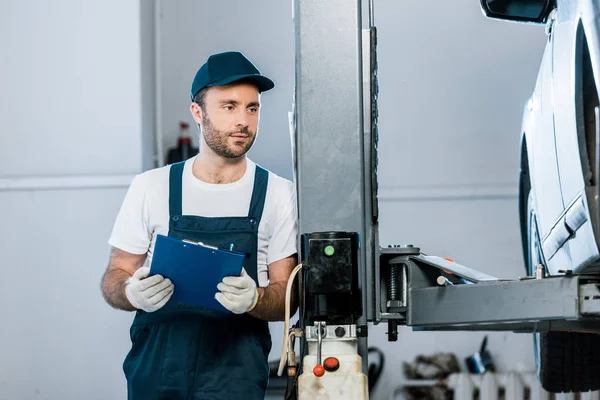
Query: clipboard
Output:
[[149, 234, 245, 312]]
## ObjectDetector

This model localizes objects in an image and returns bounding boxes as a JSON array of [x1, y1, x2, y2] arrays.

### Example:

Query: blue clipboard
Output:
[[149, 234, 245, 312]]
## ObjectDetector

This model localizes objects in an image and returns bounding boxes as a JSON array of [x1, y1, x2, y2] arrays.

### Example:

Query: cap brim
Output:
[[208, 74, 275, 93]]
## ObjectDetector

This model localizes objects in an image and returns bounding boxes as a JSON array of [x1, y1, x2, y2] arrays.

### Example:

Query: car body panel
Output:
[[527, 39, 564, 242], [525, 33, 573, 274], [520, 0, 600, 275], [551, 0, 600, 272]]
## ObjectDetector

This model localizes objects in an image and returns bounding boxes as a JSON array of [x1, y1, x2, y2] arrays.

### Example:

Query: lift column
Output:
[[292, 0, 379, 376]]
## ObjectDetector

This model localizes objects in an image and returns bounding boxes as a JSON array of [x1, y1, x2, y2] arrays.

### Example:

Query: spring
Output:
[[389, 264, 399, 300]]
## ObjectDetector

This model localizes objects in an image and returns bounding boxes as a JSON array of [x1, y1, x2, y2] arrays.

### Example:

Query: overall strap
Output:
[[168, 162, 185, 218], [248, 165, 269, 224]]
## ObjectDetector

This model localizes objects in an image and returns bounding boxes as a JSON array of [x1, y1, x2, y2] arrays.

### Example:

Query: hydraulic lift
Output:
[[281, 0, 600, 398]]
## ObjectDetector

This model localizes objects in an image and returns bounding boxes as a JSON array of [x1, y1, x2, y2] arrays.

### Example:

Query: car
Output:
[[480, 0, 600, 393]]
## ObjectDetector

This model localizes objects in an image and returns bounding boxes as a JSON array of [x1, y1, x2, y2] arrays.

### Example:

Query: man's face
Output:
[[192, 83, 260, 159]]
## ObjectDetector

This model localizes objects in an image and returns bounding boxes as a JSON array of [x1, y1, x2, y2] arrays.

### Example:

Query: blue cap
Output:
[[190, 51, 275, 100]]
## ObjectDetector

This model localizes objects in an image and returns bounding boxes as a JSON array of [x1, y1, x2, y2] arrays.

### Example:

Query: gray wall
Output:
[[0, 1, 144, 176], [0, 1, 146, 399], [0, 0, 546, 399]]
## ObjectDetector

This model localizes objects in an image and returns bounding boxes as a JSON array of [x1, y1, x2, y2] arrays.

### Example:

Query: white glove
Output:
[[125, 266, 174, 312], [215, 268, 258, 314]]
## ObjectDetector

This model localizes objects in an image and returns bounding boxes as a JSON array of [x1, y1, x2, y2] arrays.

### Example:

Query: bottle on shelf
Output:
[[166, 121, 198, 164]]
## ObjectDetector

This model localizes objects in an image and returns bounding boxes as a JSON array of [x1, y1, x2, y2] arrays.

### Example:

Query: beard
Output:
[[200, 112, 257, 159]]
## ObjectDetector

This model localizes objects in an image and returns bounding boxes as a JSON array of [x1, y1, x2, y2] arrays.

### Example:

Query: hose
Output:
[[368, 347, 385, 392], [277, 263, 303, 377]]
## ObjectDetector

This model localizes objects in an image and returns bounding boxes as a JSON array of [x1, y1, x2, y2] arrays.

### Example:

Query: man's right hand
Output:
[[124, 266, 174, 312]]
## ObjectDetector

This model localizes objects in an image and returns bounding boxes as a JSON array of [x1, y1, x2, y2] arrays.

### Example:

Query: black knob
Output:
[[334, 326, 346, 337]]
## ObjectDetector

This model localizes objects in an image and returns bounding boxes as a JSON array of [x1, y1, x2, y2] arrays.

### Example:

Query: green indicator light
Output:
[[324, 245, 335, 257]]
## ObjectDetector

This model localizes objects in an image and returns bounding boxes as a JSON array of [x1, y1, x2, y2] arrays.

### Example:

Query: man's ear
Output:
[[190, 102, 203, 124]]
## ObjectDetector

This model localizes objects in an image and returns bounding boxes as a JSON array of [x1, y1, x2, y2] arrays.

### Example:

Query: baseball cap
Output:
[[190, 51, 275, 100]]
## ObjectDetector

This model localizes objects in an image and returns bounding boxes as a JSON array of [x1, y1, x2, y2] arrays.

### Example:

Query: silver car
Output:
[[480, 0, 600, 393]]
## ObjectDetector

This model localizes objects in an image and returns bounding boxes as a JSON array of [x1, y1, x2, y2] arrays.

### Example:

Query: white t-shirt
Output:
[[108, 157, 298, 287]]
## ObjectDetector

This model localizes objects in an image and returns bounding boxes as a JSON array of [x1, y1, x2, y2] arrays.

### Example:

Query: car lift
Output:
[[283, 0, 600, 398]]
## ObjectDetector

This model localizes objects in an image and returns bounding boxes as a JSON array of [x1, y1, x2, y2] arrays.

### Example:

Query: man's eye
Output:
[[248, 107, 258, 113], [224, 105, 233, 111]]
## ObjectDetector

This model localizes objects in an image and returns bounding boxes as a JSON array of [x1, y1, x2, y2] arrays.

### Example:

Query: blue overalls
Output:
[[123, 161, 272, 400]]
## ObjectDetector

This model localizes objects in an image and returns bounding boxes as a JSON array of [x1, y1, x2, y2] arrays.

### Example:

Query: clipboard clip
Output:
[[182, 239, 219, 250], [181, 239, 236, 253]]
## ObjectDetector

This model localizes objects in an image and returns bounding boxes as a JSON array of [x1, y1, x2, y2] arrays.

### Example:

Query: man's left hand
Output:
[[216, 268, 258, 314]]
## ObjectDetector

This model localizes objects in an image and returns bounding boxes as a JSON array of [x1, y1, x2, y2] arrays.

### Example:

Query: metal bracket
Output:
[[305, 324, 357, 341]]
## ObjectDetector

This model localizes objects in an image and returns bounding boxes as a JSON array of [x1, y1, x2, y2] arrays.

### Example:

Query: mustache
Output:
[[230, 127, 251, 135]]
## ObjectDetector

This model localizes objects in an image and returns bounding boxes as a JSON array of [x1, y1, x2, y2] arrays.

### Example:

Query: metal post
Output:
[[293, 0, 376, 374]]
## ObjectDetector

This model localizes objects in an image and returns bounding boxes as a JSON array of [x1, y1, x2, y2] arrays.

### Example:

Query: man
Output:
[[101, 51, 298, 400]]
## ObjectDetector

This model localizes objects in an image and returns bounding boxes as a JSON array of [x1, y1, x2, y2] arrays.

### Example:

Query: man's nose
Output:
[[234, 110, 250, 128]]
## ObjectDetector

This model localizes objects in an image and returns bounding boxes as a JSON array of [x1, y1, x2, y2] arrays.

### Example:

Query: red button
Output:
[[323, 357, 339, 372], [313, 364, 325, 377]]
